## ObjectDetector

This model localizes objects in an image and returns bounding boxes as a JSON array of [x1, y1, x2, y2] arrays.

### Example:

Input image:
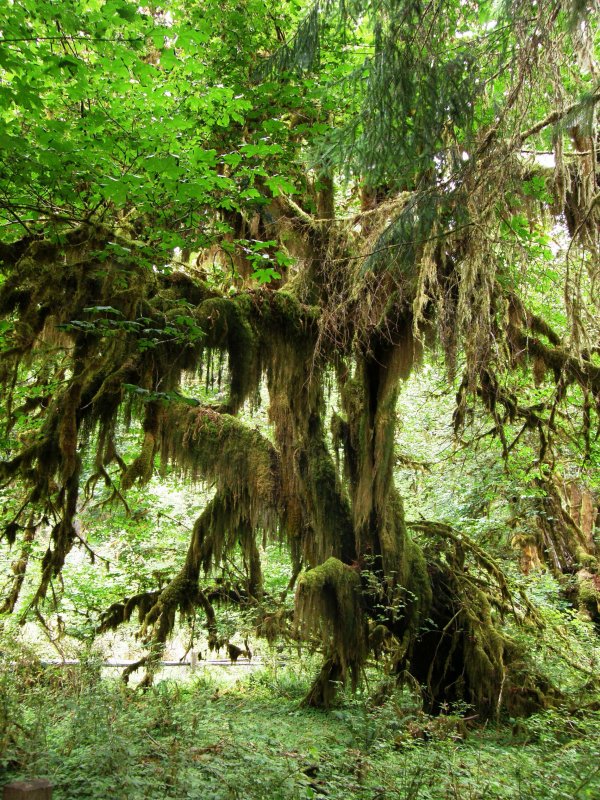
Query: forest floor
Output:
[[1, 656, 599, 800]]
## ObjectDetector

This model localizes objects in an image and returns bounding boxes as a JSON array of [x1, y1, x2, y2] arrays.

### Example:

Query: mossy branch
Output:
[[407, 519, 541, 625], [295, 557, 367, 701]]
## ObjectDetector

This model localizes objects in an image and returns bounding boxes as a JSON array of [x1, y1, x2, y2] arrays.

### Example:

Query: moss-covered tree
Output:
[[0, 0, 598, 713]]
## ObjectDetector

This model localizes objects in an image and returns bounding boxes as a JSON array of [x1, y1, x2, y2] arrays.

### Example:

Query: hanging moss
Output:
[[186, 489, 263, 602], [403, 521, 552, 717], [160, 404, 280, 531], [121, 402, 162, 490], [99, 498, 264, 681], [295, 557, 366, 704], [0, 517, 36, 614], [240, 523, 264, 600], [195, 296, 262, 412], [34, 454, 82, 605], [98, 590, 162, 632], [262, 310, 357, 575], [189, 491, 242, 576], [256, 607, 291, 644]]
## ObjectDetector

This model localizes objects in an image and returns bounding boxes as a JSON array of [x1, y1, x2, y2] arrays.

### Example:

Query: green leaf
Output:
[[265, 175, 297, 196], [252, 267, 281, 284], [83, 306, 124, 316], [160, 49, 179, 70]]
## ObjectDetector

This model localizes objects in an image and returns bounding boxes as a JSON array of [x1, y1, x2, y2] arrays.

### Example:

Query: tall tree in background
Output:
[[0, 0, 598, 712]]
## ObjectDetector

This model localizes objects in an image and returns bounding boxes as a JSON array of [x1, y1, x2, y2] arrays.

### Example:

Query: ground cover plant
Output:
[[0, 1, 599, 793], [1, 638, 600, 800]]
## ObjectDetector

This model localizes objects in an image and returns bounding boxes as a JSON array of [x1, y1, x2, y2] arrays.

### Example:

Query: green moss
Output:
[[577, 570, 600, 618], [298, 556, 358, 592], [122, 402, 162, 490], [404, 539, 433, 622], [160, 404, 279, 532], [196, 297, 261, 412], [296, 557, 366, 704], [263, 290, 319, 332]]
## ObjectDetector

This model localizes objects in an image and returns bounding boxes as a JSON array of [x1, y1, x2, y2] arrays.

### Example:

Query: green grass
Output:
[[2, 650, 600, 800]]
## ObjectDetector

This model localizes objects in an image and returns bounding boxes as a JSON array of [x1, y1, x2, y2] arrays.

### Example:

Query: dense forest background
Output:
[[0, 0, 599, 796]]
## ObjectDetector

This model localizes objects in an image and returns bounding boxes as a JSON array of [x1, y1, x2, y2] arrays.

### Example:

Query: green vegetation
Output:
[[0, 0, 599, 795], [1, 640, 600, 799]]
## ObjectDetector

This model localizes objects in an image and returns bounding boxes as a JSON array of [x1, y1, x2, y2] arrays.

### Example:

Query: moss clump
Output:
[[160, 404, 280, 531], [261, 290, 319, 335], [196, 296, 262, 412], [577, 569, 600, 620], [295, 557, 366, 706]]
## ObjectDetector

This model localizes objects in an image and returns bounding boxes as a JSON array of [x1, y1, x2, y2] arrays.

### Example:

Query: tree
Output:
[[0, 0, 598, 713]]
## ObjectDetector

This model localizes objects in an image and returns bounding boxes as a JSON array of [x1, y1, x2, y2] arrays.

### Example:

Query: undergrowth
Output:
[[1, 639, 599, 800]]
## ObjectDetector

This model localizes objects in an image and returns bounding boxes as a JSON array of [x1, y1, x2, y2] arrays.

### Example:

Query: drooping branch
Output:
[[511, 332, 600, 394], [160, 404, 281, 529], [518, 90, 600, 144]]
